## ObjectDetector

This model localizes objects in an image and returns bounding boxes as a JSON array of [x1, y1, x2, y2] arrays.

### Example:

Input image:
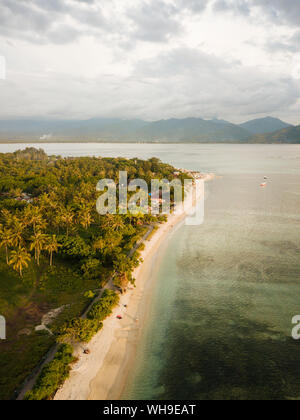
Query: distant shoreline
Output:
[[0, 140, 299, 145], [0, 140, 246, 144]]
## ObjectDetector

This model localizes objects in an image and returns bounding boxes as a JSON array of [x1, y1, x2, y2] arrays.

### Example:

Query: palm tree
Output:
[[24, 207, 44, 234], [59, 207, 75, 237], [36, 218, 47, 232], [79, 208, 93, 230], [93, 237, 105, 253], [30, 231, 47, 266], [10, 187, 23, 199], [9, 248, 31, 277], [10, 219, 25, 249], [1, 209, 13, 228], [44, 235, 61, 266], [0, 228, 13, 264], [38, 193, 53, 210], [102, 214, 125, 232], [38, 194, 57, 226]]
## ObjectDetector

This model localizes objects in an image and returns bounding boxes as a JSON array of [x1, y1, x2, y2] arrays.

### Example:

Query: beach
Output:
[[55, 175, 212, 401]]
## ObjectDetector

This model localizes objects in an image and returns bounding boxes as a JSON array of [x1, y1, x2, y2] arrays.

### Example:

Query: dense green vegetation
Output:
[[57, 318, 103, 343], [24, 344, 75, 401], [56, 290, 119, 342], [87, 289, 120, 321], [0, 147, 187, 400], [0, 332, 55, 401]]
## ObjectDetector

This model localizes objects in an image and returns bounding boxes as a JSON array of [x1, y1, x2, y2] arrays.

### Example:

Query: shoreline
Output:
[[88, 218, 174, 401], [0, 141, 298, 145], [54, 174, 213, 401]]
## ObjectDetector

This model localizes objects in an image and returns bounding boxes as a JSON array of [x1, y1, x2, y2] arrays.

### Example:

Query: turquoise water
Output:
[[1, 143, 300, 399]]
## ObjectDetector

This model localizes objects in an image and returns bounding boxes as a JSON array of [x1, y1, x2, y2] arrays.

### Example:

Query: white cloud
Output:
[[0, 0, 299, 123]]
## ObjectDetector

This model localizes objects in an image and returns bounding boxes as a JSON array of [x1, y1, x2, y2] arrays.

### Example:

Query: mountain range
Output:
[[0, 116, 298, 143], [239, 116, 293, 134], [249, 124, 300, 144]]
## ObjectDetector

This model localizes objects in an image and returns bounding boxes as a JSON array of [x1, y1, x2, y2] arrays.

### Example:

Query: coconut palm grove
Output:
[[0, 147, 189, 400]]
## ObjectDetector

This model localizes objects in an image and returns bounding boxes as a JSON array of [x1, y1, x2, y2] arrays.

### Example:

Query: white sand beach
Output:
[[55, 174, 213, 401]]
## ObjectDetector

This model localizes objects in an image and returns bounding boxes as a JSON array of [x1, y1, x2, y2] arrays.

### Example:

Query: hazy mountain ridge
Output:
[[134, 118, 251, 142], [0, 116, 298, 143], [239, 116, 292, 134], [250, 125, 300, 144]]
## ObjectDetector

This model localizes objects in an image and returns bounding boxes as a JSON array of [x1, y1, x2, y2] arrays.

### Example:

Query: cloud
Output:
[[0, 0, 112, 44], [2, 46, 298, 122], [0, 0, 185, 46], [213, 0, 251, 15], [0, 0, 209, 46], [132, 47, 300, 120], [176, 0, 210, 14], [126, 1, 183, 43], [1, 0, 300, 47], [0, 0, 300, 123], [266, 32, 300, 54], [0, 0, 74, 44], [212, 0, 300, 26], [253, 0, 300, 26]]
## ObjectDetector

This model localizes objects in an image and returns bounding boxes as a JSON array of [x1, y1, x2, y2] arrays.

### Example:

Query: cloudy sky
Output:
[[0, 0, 300, 123]]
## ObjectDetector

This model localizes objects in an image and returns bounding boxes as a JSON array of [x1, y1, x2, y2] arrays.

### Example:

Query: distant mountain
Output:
[[134, 118, 250, 142], [0, 116, 298, 143], [0, 117, 251, 142], [239, 117, 292, 134], [250, 125, 300, 144], [0, 118, 147, 140]]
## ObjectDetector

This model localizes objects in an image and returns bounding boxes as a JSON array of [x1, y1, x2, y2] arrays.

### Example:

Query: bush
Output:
[[59, 235, 92, 258], [24, 344, 75, 401], [87, 289, 119, 321], [84, 290, 96, 299], [81, 258, 102, 279], [57, 318, 103, 343]]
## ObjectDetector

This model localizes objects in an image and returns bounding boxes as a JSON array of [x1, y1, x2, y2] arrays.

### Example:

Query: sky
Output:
[[0, 0, 300, 124]]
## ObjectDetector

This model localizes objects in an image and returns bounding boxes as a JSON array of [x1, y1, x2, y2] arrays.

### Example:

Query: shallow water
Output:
[[124, 173, 300, 400], [1, 143, 300, 399]]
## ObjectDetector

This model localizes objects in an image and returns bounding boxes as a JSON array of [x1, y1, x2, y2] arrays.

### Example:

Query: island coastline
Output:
[[54, 174, 214, 401]]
